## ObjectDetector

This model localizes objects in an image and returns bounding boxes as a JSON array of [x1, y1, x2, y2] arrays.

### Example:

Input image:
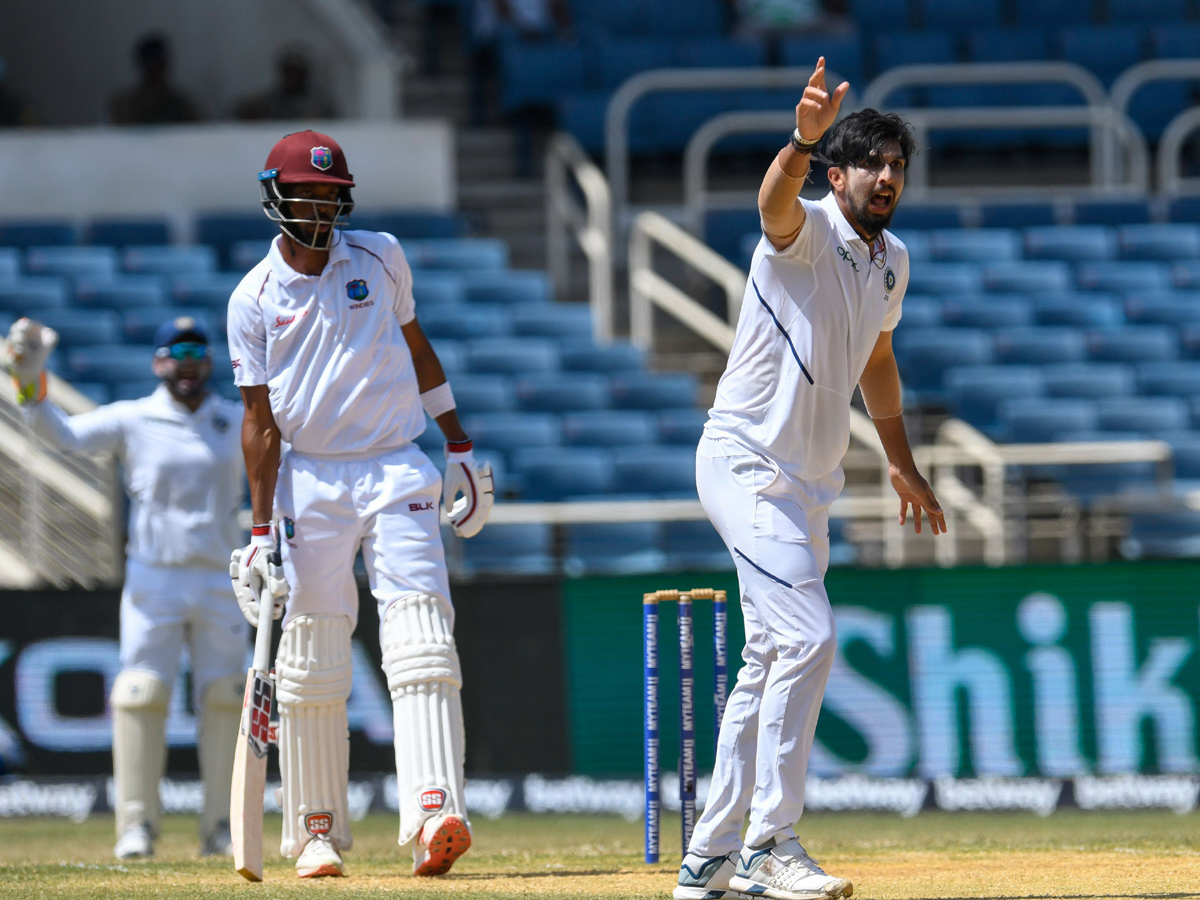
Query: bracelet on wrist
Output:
[[790, 127, 822, 154]]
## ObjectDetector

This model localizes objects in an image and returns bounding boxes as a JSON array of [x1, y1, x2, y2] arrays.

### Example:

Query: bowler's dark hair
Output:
[[813, 109, 916, 169]]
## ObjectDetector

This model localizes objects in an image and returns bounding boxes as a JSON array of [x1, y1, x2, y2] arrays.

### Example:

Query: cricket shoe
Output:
[[674, 852, 755, 899], [295, 834, 345, 878], [114, 821, 154, 860], [413, 814, 472, 876], [727, 837, 852, 900], [199, 821, 233, 857]]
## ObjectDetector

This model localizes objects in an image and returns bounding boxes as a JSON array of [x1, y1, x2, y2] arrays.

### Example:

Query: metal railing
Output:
[[1158, 106, 1200, 197], [546, 133, 616, 342]]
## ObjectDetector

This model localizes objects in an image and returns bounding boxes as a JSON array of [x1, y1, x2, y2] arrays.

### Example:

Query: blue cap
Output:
[[154, 315, 208, 349]]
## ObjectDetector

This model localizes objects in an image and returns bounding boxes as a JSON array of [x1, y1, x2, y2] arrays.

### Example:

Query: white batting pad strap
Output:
[[110, 670, 170, 837], [275, 615, 354, 857], [420, 382, 456, 418], [380, 593, 462, 695], [198, 674, 244, 842], [392, 680, 468, 848]]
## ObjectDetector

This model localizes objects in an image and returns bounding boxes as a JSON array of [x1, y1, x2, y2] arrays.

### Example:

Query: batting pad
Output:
[[275, 614, 354, 857], [197, 673, 244, 843], [110, 669, 170, 837], [381, 593, 468, 847]]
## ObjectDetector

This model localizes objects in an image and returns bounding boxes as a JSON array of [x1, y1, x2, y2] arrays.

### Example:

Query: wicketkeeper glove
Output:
[[443, 439, 494, 538], [230, 526, 289, 627], [4, 318, 58, 405]]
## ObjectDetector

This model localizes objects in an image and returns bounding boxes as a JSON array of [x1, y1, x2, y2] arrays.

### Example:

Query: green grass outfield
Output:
[[1, 810, 1198, 899]]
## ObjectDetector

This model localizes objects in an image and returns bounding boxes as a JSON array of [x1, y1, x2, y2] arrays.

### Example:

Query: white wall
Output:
[[0, 0, 401, 126], [0, 121, 455, 239]]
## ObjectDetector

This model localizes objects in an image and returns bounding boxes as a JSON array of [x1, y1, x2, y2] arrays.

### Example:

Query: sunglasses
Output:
[[156, 342, 209, 361]]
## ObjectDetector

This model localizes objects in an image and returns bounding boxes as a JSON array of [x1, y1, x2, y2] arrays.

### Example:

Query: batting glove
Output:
[[230, 527, 289, 627], [443, 439, 494, 539], [4, 318, 58, 405]]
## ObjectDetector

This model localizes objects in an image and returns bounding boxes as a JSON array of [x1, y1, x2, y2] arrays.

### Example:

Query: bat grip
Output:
[[250, 521, 279, 672]]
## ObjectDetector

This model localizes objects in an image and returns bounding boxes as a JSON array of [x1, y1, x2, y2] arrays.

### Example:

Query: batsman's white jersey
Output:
[[690, 193, 908, 855]]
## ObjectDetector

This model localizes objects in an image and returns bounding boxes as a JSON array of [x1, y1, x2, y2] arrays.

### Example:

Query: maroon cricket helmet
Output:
[[260, 129, 355, 187]]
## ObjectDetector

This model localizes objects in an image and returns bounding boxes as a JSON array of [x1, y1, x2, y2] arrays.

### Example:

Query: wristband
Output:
[[445, 438, 473, 463], [420, 382, 456, 418], [790, 128, 822, 154]]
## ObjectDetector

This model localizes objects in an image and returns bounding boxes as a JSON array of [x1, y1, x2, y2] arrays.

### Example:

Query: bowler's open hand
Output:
[[890, 464, 947, 535], [797, 56, 850, 142]]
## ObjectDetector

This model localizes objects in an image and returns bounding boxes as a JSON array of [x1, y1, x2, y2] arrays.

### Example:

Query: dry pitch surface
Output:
[[1, 810, 1198, 899]]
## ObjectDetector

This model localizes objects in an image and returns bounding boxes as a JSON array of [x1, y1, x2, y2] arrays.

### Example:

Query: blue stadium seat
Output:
[[170, 272, 243, 310], [1120, 80, 1195, 140], [463, 270, 550, 304], [1042, 362, 1135, 398], [499, 39, 587, 111], [446, 374, 516, 415], [1086, 325, 1179, 363], [428, 339, 462, 374], [1181, 324, 1200, 359], [195, 214, 277, 268], [888, 206, 962, 230], [71, 382, 112, 405], [1000, 398, 1098, 442], [1024, 226, 1116, 261], [984, 261, 1074, 293], [1118, 224, 1200, 261], [905, 263, 981, 295], [463, 412, 562, 455], [403, 239, 509, 272], [663, 519, 731, 571], [1124, 293, 1200, 327], [0, 248, 19, 281], [559, 338, 645, 372], [944, 365, 1046, 429], [74, 276, 166, 310], [899, 297, 942, 328], [1054, 429, 1160, 498], [1150, 23, 1200, 59], [642, 0, 725, 38], [25, 246, 117, 279], [613, 446, 698, 495], [1059, 25, 1144, 86], [467, 337, 560, 374], [594, 37, 677, 90], [980, 204, 1057, 229], [678, 37, 765, 69], [123, 245, 217, 276], [1155, 430, 1200, 478], [122, 308, 216, 345], [849, 0, 914, 32], [421, 303, 512, 339], [564, 521, 664, 576], [0, 278, 69, 313], [657, 407, 707, 446], [1097, 397, 1189, 433], [705, 209, 762, 264], [412, 271, 467, 307], [563, 410, 657, 447], [874, 31, 956, 72], [1073, 200, 1153, 226], [1125, 511, 1200, 559], [0, 222, 75, 249], [609, 372, 697, 409], [1076, 261, 1173, 293], [923, 0, 1001, 29], [85, 219, 171, 247], [929, 229, 1021, 262], [966, 29, 1051, 63], [1014, 0, 1092, 26], [993, 327, 1087, 364], [779, 34, 863, 85], [1109, 0, 1186, 22], [516, 373, 610, 411], [67, 344, 156, 385], [112, 379, 163, 401], [512, 447, 615, 500], [349, 211, 465, 239], [557, 91, 610, 155], [638, 91, 729, 154], [1174, 261, 1200, 290], [941, 296, 1033, 329], [1136, 360, 1200, 396], [1033, 292, 1125, 328], [895, 328, 994, 393], [511, 302, 592, 337], [207, 344, 233, 384], [458, 523, 555, 577], [229, 240, 271, 273], [890, 230, 930, 261], [37, 309, 121, 348]]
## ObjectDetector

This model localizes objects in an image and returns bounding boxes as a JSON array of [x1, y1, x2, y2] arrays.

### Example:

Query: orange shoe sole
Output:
[[297, 862, 345, 878], [413, 815, 471, 876]]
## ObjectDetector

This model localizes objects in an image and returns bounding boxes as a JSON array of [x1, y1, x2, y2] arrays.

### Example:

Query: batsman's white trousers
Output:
[[275, 444, 452, 629], [689, 435, 840, 854], [120, 560, 248, 704]]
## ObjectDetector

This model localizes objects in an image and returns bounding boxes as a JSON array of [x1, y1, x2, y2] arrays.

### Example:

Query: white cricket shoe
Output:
[[295, 834, 345, 878], [413, 814, 472, 876], [674, 852, 755, 899], [727, 837, 852, 900], [114, 821, 154, 860], [200, 822, 233, 857]]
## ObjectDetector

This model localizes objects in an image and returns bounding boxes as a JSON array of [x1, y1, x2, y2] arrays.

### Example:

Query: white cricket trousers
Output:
[[689, 435, 841, 855]]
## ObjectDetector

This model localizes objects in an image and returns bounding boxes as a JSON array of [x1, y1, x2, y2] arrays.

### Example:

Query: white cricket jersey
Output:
[[705, 191, 909, 482], [25, 386, 245, 569], [226, 230, 424, 458]]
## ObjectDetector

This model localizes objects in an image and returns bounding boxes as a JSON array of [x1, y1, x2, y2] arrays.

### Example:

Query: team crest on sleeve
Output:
[[310, 146, 333, 171], [346, 279, 370, 301], [884, 267, 896, 294]]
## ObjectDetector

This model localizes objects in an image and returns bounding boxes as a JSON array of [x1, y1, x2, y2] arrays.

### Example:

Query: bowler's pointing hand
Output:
[[797, 56, 850, 142]]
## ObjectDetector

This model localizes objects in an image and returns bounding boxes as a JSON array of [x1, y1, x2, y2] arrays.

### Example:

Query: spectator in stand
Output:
[[727, 0, 852, 63], [0, 56, 34, 127], [234, 49, 336, 122], [111, 33, 200, 125]]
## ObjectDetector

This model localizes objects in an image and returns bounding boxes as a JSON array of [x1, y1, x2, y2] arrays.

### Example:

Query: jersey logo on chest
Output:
[[346, 279, 370, 301]]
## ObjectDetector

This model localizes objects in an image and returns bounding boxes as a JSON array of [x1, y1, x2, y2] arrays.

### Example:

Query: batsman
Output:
[[227, 130, 494, 878]]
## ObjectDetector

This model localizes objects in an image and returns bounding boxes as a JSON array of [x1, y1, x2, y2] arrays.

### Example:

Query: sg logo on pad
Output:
[[420, 790, 446, 811]]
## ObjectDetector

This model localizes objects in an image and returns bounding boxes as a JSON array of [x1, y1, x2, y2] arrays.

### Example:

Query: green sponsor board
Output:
[[562, 563, 1200, 778]]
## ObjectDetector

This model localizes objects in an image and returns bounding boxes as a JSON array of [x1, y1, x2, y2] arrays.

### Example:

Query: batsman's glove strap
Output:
[[790, 128, 822, 154]]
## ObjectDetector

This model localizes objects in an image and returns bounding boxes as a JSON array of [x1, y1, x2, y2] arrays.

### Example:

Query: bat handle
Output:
[[250, 520, 278, 673]]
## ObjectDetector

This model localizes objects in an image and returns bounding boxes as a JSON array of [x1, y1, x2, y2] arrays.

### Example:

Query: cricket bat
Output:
[[230, 545, 279, 882]]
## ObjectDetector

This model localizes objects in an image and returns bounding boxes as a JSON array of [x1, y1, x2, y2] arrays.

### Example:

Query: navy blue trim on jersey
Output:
[[734, 548, 792, 588], [752, 278, 813, 385]]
